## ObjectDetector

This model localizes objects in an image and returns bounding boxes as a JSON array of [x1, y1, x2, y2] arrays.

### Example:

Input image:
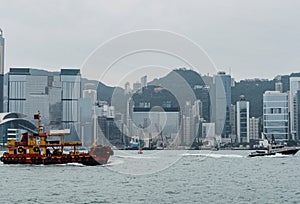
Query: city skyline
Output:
[[1, 1, 300, 86], [1, 2, 300, 202]]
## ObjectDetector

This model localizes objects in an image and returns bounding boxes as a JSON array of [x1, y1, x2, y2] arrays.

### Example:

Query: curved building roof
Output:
[[0, 112, 37, 133], [0, 112, 27, 123]]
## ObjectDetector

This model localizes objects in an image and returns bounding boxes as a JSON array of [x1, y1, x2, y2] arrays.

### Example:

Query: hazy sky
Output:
[[0, 0, 300, 86]]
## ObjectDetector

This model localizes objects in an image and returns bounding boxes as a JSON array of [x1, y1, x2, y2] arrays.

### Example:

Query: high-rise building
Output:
[[8, 68, 61, 129], [133, 81, 141, 93], [141, 75, 147, 89], [230, 104, 236, 140], [60, 69, 81, 139], [8, 68, 81, 139], [249, 117, 260, 141], [180, 101, 194, 146], [201, 122, 218, 147], [192, 100, 202, 118], [275, 81, 283, 93], [83, 83, 97, 104], [263, 91, 289, 141], [213, 71, 232, 139], [289, 77, 300, 140], [193, 84, 210, 122], [191, 100, 203, 139], [295, 90, 300, 141], [124, 82, 131, 95], [95, 102, 125, 147], [181, 115, 192, 145], [202, 123, 215, 138], [78, 98, 93, 146], [0, 28, 5, 112], [236, 95, 249, 143]]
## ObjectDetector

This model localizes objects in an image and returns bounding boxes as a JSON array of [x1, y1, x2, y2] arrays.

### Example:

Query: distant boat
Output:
[[211, 146, 219, 151], [125, 136, 146, 150]]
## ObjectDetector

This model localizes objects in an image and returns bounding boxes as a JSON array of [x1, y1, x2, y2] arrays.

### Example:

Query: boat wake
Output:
[[104, 159, 124, 166], [113, 155, 157, 159], [264, 153, 293, 158], [56, 163, 85, 167], [182, 153, 244, 158]]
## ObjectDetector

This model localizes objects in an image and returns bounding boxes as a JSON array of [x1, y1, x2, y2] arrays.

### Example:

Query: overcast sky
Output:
[[0, 0, 300, 86]]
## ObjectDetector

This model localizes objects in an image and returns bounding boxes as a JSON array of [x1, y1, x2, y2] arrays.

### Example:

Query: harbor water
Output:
[[1, 150, 300, 204]]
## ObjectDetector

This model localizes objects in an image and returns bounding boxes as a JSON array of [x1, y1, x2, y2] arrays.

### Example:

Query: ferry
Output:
[[0, 112, 113, 166], [249, 133, 300, 157], [249, 145, 300, 157]]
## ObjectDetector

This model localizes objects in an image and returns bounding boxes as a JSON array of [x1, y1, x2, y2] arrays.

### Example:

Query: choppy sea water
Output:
[[1, 150, 300, 204]]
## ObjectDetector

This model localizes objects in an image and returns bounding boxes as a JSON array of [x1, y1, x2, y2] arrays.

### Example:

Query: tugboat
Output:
[[0, 112, 113, 166]]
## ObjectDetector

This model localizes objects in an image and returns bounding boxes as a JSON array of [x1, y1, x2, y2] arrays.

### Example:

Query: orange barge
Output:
[[0, 112, 113, 166]]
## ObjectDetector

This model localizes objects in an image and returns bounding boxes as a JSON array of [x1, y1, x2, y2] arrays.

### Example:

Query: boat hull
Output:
[[0, 146, 113, 166], [249, 152, 276, 157], [249, 148, 300, 157]]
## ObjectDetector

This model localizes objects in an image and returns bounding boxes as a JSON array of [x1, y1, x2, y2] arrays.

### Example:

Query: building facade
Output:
[[141, 75, 147, 89], [249, 117, 260, 141], [213, 71, 232, 139], [295, 90, 300, 141], [289, 77, 300, 140], [0, 28, 4, 112], [133, 82, 141, 93], [60, 69, 81, 139], [201, 122, 218, 147], [230, 104, 236, 141], [8, 68, 61, 128], [8, 68, 81, 140], [236, 96, 250, 143], [263, 91, 289, 141]]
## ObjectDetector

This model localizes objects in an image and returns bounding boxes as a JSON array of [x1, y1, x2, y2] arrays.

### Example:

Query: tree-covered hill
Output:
[[231, 79, 275, 118]]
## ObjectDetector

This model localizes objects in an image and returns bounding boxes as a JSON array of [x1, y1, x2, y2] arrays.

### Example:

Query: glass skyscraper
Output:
[[60, 69, 81, 140], [8, 68, 81, 137], [213, 72, 232, 138], [8, 68, 62, 129], [8, 68, 32, 114], [263, 91, 288, 141], [0, 28, 5, 112]]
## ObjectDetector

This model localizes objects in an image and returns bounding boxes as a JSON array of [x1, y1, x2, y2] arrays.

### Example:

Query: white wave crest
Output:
[[182, 153, 244, 158]]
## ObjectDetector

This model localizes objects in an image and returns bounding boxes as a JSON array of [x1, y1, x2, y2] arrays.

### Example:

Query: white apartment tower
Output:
[[249, 117, 260, 140], [236, 96, 250, 143]]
